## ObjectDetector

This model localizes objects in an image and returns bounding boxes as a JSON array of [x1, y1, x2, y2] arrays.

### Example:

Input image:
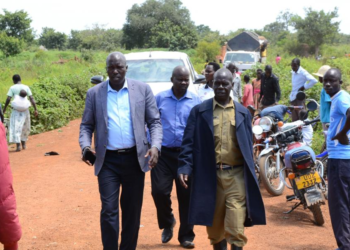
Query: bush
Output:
[[0, 32, 24, 57], [29, 71, 94, 134]]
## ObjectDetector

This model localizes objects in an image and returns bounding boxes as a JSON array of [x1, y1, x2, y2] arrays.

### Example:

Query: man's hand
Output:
[[298, 86, 305, 91], [179, 174, 189, 189], [332, 131, 350, 145], [145, 147, 159, 169], [81, 147, 96, 166], [34, 110, 39, 117]]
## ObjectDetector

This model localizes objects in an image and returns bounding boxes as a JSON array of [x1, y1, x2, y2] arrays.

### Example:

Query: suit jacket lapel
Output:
[[199, 99, 214, 135], [127, 78, 136, 124], [234, 101, 245, 129], [99, 81, 108, 126]]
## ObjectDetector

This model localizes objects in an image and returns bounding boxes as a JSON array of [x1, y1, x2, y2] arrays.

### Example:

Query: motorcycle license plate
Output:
[[295, 172, 321, 190]]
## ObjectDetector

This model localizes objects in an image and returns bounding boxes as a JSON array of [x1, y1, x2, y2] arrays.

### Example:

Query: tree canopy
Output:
[[292, 8, 340, 57], [39, 27, 67, 50], [122, 0, 197, 49]]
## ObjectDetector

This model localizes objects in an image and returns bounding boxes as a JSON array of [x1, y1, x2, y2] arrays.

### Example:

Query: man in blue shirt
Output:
[[323, 68, 350, 250], [260, 105, 288, 121], [79, 52, 162, 250], [290, 58, 317, 121], [152, 66, 201, 249]]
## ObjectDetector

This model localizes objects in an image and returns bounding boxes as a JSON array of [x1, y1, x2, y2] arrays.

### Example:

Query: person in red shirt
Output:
[[275, 54, 281, 64], [0, 123, 22, 250], [242, 75, 254, 107]]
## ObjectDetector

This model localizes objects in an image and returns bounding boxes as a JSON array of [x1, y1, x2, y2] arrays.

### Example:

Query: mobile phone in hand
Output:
[[83, 148, 96, 165]]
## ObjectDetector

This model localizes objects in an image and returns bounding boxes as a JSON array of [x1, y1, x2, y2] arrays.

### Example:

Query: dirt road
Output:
[[8, 119, 336, 249]]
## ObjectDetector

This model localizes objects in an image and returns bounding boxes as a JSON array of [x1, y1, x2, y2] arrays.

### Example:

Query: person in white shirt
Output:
[[11, 90, 31, 112], [227, 63, 242, 103], [198, 62, 234, 102], [290, 58, 317, 121]]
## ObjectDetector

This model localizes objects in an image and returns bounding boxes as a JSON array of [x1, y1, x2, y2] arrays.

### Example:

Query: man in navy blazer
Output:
[[178, 69, 265, 250], [79, 52, 162, 250]]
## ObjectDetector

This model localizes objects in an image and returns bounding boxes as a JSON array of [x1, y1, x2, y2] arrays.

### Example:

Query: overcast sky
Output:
[[2, 0, 349, 36]]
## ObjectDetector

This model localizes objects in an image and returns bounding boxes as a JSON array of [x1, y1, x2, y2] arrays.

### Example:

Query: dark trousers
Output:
[[98, 150, 145, 250], [290, 99, 305, 121], [328, 158, 350, 250], [151, 147, 195, 243]]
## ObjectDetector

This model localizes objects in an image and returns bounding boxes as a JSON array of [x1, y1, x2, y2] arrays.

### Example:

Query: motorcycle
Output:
[[252, 106, 303, 196], [264, 111, 327, 225]]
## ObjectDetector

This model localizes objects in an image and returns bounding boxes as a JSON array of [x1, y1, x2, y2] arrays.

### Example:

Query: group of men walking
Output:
[[79, 52, 266, 250]]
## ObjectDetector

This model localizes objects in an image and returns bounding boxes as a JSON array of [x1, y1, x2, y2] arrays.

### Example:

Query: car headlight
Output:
[[259, 117, 273, 132]]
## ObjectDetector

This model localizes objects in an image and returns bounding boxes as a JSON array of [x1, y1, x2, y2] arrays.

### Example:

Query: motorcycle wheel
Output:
[[309, 204, 325, 226], [259, 153, 285, 196]]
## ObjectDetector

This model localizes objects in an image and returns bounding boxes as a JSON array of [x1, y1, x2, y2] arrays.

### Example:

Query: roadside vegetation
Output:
[[1, 0, 349, 153]]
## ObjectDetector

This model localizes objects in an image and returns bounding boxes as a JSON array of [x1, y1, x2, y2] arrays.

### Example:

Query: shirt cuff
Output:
[[151, 145, 161, 152]]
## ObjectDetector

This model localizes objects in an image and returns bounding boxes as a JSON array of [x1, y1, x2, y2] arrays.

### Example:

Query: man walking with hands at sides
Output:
[[79, 52, 162, 250], [290, 58, 317, 121], [152, 66, 201, 248], [323, 68, 350, 250], [259, 65, 281, 110], [178, 68, 266, 250]]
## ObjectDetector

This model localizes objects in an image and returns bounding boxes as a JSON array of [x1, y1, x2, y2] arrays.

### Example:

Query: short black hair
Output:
[[265, 65, 272, 71], [292, 58, 300, 65], [12, 74, 21, 83], [257, 68, 263, 73], [207, 62, 221, 72], [244, 75, 250, 81]]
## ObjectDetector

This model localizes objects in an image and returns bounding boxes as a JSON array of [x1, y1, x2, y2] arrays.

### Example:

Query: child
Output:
[[11, 90, 31, 112], [242, 75, 254, 108]]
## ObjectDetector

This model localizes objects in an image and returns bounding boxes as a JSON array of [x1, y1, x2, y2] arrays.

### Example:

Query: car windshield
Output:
[[126, 59, 185, 83], [225, 53, 255, 64]]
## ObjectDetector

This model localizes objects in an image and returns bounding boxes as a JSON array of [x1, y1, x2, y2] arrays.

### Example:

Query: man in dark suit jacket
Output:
[[79, 52, 162, 250], [178, 68, 266, 250]]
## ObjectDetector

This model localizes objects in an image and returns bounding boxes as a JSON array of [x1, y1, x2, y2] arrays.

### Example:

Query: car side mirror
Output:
[[90, 75, 104, 84], [194, 74, 206, 84]]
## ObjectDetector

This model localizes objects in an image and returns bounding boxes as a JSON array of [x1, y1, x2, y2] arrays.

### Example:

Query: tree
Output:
[[122, 0, 197, 49], [292, 8, 340, 57], [196, 40, 221, 61], [149, 18, 197, 50], [39, 27, 67, 50], [0, 32, 24, 57], [0, 9, 34, 43]]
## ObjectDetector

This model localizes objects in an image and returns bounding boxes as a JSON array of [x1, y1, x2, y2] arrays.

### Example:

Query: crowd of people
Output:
[[1, 51, 350, 250]]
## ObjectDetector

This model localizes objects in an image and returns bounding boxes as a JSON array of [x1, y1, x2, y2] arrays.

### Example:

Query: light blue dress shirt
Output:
[[155, 89, 201, 148], [290, 66, 317, 101], [106, 80, 136, 150]]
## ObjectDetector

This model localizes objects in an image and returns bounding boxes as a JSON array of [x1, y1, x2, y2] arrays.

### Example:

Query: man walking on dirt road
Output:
[[151, 66, 200, 249], [323, 68, 350, 250], [79, 52, 162, 250], [178, 68, 266, 250]]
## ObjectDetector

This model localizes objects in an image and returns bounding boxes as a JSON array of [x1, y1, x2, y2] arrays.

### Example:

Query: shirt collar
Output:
[[107, 79, 128, 92], [213, 97, 234, 110], [291, 66, 303, 74], [165, 88, 192, 100], [331, 90, 343, 100]]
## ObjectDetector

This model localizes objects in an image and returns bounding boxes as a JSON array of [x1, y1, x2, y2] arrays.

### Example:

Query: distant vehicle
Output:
[[90, 51, 204, 96], [217, 31, 268, 72], [223, 51, 260, 73]]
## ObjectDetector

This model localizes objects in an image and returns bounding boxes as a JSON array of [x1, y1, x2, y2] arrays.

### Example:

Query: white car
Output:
[[91, 51, 204, 96], [223, 50, 260, 73]]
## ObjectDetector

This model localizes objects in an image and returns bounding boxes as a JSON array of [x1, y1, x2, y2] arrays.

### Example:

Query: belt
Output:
[[162, 146, 181, 152], [107, 146, 136, 154], [216, 164, 243, 170]]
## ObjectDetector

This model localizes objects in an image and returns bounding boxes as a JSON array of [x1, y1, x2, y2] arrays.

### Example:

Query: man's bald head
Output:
[[324, 68, 342, 80], [106, 52, 126, 66], [172, 65, 189, 77], [214, 68, 233, 83]]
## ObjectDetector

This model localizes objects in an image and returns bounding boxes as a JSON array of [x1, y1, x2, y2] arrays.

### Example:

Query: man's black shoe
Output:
[[213, 239, 227, 250], [161, 219, 176, 243], [231, 244, 242, 250], [180, 241, 195, 249]]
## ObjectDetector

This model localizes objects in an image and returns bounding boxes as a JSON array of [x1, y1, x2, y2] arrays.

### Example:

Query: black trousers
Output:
[[328, 158, 350, 250], [98, 150, 145, 250], [151, 147, 195, 243]]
